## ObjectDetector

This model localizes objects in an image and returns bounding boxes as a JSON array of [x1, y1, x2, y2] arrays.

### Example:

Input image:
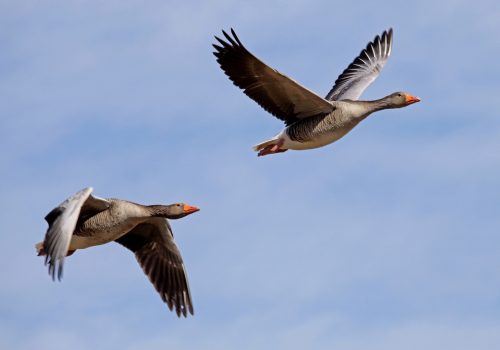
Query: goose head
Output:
[[166, 203, 200, 219], [386, 92, 421, 108], [148, 203, 200, 219]]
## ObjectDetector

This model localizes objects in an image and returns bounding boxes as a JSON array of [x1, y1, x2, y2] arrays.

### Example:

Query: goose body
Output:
[[67, 199, 154, 249], [213, 29, 420, 156], [36, 187, 199, 317], [272, 101, 368, 151]]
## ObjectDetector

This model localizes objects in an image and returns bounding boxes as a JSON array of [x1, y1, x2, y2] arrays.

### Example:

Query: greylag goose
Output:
[[35, 187, 199, 317], [213, 28, 420, 156]]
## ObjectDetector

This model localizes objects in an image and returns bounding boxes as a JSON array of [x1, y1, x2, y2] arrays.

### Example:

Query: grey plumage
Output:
[[36, 187, 199, 317], [214, 28, 419, 156], [326, 29, 393, 101], [116, 218, 193, 317], [42, 187, 103, 280]]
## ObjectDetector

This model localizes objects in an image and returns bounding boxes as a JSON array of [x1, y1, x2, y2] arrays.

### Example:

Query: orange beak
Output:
[[405, 94, 421, 105], [183, 204, 200, 214]]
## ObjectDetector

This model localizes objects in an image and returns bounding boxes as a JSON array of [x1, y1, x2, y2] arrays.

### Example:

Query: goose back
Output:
[[70, 199, 152, 249]]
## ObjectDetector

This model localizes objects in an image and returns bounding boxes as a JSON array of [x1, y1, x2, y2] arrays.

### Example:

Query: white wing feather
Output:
[[326, 29, 393, 101], [42, 187, 93, 280]]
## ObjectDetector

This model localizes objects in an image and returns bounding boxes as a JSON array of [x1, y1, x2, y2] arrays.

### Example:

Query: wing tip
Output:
[[384, 27, 393, 56], [213, 28, 244, 51], [46, 257, 64, 281]]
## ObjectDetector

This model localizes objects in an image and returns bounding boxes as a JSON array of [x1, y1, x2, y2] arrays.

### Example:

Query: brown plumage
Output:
[[213, 29, 420, 156], [35, 187, 199, 317]]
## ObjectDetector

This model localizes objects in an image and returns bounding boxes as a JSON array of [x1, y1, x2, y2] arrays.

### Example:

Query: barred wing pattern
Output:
[[115, 217, 194, 317], [326, 29, 393, 101]]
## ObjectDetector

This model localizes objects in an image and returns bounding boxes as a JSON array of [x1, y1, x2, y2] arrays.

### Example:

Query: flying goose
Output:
[[213, 28, 420, 156], [35, 187, 199, 317]]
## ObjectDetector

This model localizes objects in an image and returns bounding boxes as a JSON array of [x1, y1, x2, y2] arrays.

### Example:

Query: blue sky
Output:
[[1, 0, 500, 349]]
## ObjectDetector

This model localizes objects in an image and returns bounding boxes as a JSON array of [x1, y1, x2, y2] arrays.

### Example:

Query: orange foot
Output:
[[258, 140, 287, 157]]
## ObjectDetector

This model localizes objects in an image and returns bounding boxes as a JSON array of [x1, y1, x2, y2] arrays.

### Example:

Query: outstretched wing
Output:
[[115, 218, 194, 317], [42, 187, 110, 280], [213, 28, 335, 126], [326, 29, 393, 101]]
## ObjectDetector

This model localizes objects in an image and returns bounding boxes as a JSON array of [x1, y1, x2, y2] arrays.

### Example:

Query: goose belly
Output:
[[69, 219, 142, 250], [283, 123, 357, 150]]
